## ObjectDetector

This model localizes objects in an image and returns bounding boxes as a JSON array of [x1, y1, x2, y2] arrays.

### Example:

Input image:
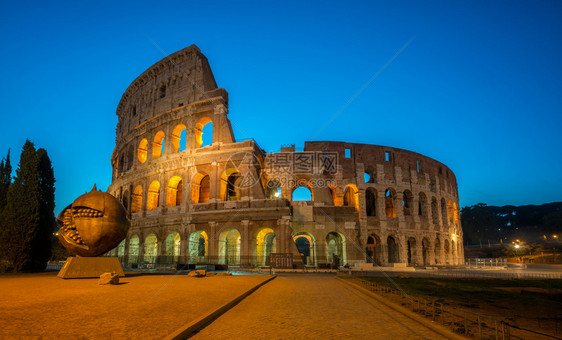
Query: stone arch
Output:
[[431, 197, 439, 225], [434, 238, 441, 265], [191, 172, 210, 203], [291, 176, 314, 201], [385, 188, 397, 218], [292, 186, 313, 201], [265, 178, 282, 199], [254, 227, 276, 267], [452, 240, 457, 264], [422, 238, 431, 266], [326, 231, 346, 267], [448, 200, 454, 224], [366, 234, 381, 265], [220, 168, 241, 201], [343, 184, 359, 212], [407, 237, 417, 265], [128, 235, 139, 264], [293, 232, 316, 267], [147, 180, 160, 210], [218, 228, 241, 265], [387, 235, 399, 263], [144, 233, 158, 263], [195, 117, 213, 148], [117, 239, 125, 258], [138, 138, 148, 164], [453, 202, 459, 225], [122, 189, 130, 212], [402, 190, 413, 216], [152, 131, 165, 159], [164, 231, 181, 264], [418, 192, 428, 217], [444, 239, 450, 264], [189, 231, 208, 264], [364, 167, 376, 183], [126, 144, 134, 171], [365, 187, 377, 217], [132, 185, 143, 213], [171, 123, 187, 152], [441, 198, 448, 227], [166, 176, 183, 207]]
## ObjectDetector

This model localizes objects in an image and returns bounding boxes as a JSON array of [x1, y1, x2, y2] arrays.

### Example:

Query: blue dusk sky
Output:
[[1, 1, 561, 216]]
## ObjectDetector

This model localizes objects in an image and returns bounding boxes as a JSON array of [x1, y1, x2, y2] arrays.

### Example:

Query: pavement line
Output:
[[336, 277, 466, 340], [164, 275, 277, 340]]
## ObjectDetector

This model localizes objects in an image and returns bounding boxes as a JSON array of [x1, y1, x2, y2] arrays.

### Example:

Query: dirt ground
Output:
[[0, 272, 270, 339]]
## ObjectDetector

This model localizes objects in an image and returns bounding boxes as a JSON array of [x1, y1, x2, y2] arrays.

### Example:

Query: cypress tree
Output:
[[0, 149, 11, 210], [1, 141, 41, 272], [32, 148, 56, 271]]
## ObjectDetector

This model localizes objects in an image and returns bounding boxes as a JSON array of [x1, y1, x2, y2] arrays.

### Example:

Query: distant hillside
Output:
[[461, 202, 562, 245]]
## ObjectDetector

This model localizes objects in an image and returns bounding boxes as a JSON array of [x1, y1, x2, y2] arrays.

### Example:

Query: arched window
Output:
[[431, 197, 439, 224], [152, 131, 165, 159], [191, 172, 210, 203], [365, 188, 376, 217], [127, 145, 134, 171], [146, 181, 160, 210], [448, 200, 454, 224], [132, 185, 143, 213], [402, 190, 413, 216], [220, 169, 241, 201], [195, 117, 213, 148], [418, 192, 427, 217], [441, 198, 448, 226], [171, 124, 187, 152], [292, 186, 312, 201], [167, 176, 183, 207], [138, 138, 148, 164], [343, 184, 359, 211], [385, 189, 396, 218], [266, 179, 282, 199]]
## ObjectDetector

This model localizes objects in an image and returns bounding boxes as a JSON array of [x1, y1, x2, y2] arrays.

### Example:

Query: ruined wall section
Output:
[[115, 44, 221, 140]]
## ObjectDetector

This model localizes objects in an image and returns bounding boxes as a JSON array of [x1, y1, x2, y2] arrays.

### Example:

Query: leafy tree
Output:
[[460, 203, 497, 245], [0, 141, 56, 272]]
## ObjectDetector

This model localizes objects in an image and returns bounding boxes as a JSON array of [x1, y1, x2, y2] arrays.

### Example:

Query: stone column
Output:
[[208, 222, 217, 264], [241, 220, 250, 266]]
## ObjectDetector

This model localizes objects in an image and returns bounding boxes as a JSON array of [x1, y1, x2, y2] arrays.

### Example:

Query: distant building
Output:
[[107, 45, 464, 268]]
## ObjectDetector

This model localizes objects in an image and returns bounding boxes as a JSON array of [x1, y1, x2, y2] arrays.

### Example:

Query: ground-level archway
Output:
[[293, 233, 315, 267], [326, 232, 346, 267], [255, 228, 276, 267], [218, 228, 241, 265], [189, 231, 208, 264]]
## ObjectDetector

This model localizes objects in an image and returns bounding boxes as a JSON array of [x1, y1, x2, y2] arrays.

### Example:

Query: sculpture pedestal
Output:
[[58, 257, 125, 279]]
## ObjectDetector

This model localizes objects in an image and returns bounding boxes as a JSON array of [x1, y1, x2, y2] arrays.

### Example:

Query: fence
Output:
[[346, 269, 562, 280], [338, 274, 562, 339], [466, 258, 508, 267]]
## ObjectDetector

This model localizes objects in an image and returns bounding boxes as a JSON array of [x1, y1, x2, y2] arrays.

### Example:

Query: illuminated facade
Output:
[[107, 45, 464, 268]]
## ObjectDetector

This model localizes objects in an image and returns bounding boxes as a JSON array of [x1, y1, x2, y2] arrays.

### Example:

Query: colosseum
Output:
[[106, 44, 464, 269]]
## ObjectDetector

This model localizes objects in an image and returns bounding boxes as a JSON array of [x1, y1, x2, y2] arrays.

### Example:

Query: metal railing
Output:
[[338, 274, 561, 339]]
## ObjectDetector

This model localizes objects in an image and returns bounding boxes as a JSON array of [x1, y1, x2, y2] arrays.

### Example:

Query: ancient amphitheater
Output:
[[106, 45, 464, 269]]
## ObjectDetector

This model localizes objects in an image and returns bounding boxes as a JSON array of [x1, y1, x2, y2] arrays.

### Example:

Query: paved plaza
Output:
[[192, 275, 447, 339]]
